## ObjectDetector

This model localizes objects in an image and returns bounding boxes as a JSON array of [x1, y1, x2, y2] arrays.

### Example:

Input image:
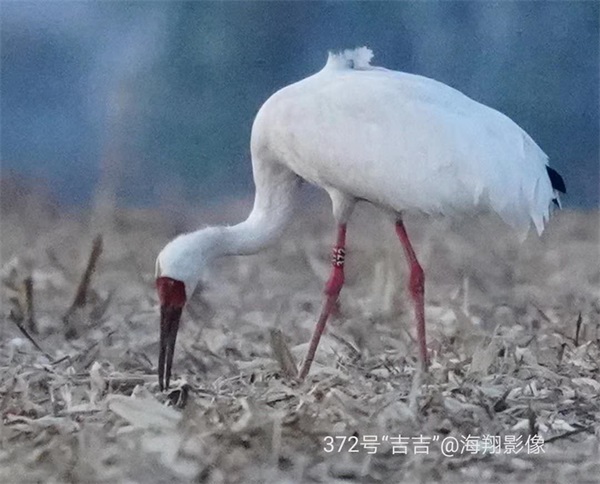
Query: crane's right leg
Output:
[[395, 218, 429, 370], [298, 224, 347, 380]]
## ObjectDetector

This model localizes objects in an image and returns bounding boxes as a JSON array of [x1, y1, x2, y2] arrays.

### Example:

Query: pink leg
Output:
[[298, 224, 347, 379], [395, 219, 429, 369]]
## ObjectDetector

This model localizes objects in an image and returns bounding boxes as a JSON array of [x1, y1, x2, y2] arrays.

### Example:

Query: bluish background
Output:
[[1, 1, 598, 208]]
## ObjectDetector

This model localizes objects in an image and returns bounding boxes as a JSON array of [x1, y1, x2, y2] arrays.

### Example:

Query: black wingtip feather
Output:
[[546, 166, 566, 194]]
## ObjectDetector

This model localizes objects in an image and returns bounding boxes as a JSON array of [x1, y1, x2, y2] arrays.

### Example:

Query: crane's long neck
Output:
[[215, 203, 293, 258], [188, 161, 301, 264]]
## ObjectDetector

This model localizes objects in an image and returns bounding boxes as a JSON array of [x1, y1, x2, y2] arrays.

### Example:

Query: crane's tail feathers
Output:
[[546, 166, 566, 193], [326, 46, 374, 71], [546, 166, 566, 208]]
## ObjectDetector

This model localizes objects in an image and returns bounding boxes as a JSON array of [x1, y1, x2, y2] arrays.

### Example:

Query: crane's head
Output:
[[155, 233, 205, 391]]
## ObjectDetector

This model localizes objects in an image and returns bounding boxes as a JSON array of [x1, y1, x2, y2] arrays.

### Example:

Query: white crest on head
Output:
[[325, 46, 374, 71]]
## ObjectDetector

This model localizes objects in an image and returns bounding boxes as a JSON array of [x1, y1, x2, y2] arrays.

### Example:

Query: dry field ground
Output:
[[1, 182, 599, 483]]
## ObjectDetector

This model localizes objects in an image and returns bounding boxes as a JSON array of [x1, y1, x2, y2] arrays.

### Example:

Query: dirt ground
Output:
[[1, 183, 599, 483]]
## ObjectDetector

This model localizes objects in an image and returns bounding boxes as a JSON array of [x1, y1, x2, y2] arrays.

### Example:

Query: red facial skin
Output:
[[156, 277, 186, 390]]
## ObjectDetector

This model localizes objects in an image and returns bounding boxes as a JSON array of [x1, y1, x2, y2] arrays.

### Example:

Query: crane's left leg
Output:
[[298, 224, 347, 379], [395, 219, 429, 369]]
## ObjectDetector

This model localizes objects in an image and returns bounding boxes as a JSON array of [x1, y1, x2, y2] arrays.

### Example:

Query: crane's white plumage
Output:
[[253, 47, 554, 237], [158, 45, 560, 295], [156, 47, 563, 386]]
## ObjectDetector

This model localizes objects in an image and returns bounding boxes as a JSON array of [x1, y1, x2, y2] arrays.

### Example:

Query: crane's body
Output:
[[252, 47, 553, 234], [155, 47, 565, 389]]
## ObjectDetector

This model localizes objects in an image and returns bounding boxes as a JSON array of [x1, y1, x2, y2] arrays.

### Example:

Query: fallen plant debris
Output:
[[1, 196, 599, 483], [269, 328, 298, 379]]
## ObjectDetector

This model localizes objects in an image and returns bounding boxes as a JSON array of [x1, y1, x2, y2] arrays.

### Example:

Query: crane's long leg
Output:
[[395, 219, 429, 369], [298, 224, 347, 380]]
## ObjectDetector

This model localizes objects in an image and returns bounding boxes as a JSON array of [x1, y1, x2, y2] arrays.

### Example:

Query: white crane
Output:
[[155, 47, 565, 390]]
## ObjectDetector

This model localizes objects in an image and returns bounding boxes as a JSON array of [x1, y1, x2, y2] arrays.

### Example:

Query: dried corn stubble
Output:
[[62, 235, 103, 339], [0, 199, 599, 484]]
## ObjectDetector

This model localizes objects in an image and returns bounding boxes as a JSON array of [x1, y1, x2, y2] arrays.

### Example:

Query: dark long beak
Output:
[[158, 305, 183, 391]]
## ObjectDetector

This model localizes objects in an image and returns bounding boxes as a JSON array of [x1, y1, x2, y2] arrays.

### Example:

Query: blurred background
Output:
[[1, 1, 598, 210]]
